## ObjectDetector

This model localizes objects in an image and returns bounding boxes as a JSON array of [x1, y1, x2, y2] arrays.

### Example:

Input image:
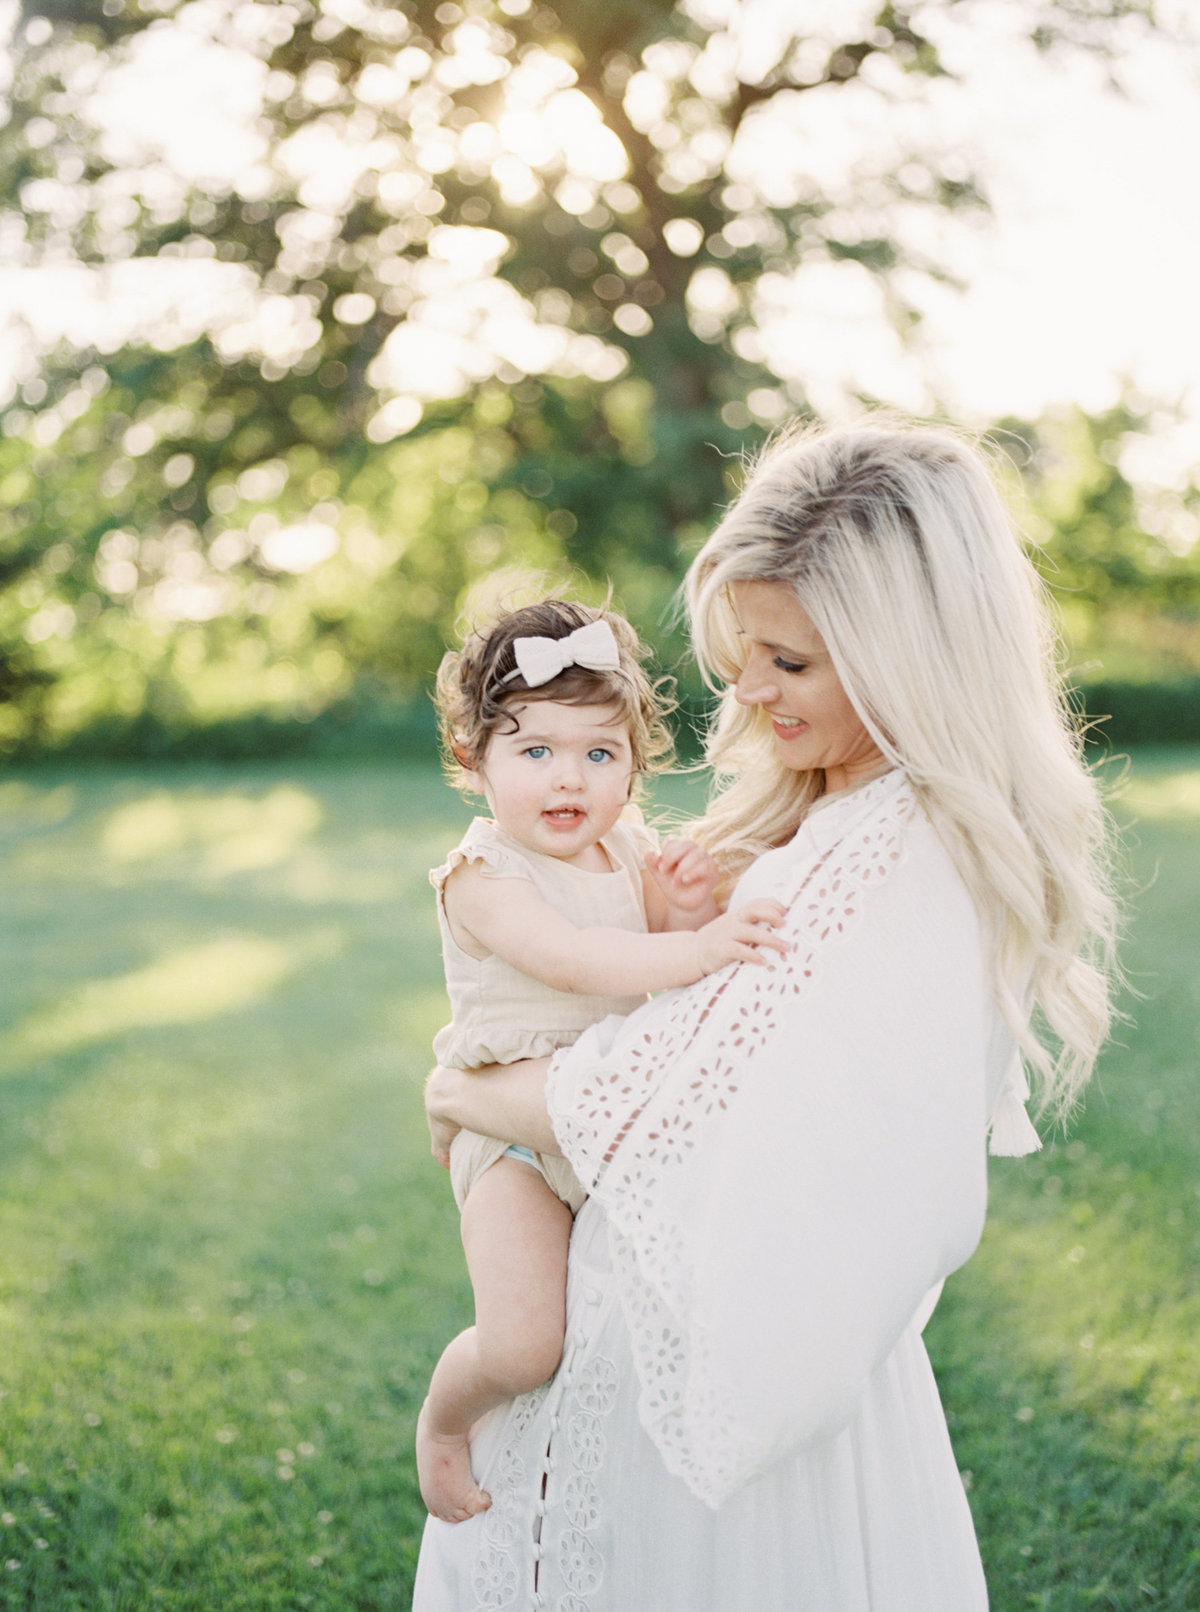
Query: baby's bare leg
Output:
[[417, 1157, 573, 1523]]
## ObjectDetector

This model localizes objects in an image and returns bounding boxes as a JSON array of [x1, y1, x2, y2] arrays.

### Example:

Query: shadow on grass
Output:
[[0, 762, 474, 1608], [1, 754, 1197, 1610], [928, 749, 1200, 1612], [932, 1168, 1200, 1610]]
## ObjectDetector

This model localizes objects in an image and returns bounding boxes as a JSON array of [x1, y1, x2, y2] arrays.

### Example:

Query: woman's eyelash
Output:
[[773, 656, 807, 674]]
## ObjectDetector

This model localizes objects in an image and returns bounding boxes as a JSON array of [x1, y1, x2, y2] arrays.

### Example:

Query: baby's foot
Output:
[[416, 1401, 492, 1524]]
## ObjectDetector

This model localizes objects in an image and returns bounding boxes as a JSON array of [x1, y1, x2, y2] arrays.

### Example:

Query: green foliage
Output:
[[0, 753, 1197, 1607], [998, 400, 1200, 686], [2, 0, 1176, 755], [1078, 677, 1200, 748], [0, 0, 1161, 747]]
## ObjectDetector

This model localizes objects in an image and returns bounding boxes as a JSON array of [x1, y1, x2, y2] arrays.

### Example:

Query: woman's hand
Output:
[[425, 1065, 463, 1168], [424, 1056, 560, 1161]]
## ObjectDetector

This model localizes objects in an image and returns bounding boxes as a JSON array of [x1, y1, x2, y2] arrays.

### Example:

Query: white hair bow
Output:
[[504, 619, 621, 689]]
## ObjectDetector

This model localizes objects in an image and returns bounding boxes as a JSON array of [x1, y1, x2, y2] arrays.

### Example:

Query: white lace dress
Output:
[[414, 772, 1024, 1611]]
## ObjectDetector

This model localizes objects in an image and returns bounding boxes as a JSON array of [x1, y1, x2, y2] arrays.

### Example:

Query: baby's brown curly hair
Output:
[[434, 599, 676, 798]]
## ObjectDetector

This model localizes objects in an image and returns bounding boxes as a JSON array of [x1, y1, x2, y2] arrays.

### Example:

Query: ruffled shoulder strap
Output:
[[429, 818, 534, 895]]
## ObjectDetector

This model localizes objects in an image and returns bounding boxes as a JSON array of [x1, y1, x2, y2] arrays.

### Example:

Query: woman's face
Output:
[[729, 581, 886, 794]]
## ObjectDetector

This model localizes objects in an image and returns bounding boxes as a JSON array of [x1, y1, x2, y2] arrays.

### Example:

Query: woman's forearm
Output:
[[426, 1057, 558, 1157]]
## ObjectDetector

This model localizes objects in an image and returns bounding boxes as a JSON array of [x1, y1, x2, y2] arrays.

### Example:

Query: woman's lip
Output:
[[769, 715, 807, 735]]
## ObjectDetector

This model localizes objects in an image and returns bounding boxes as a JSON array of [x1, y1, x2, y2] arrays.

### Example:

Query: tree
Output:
[[999, 397, 1200, 682], [0, 0, 1169, 753]]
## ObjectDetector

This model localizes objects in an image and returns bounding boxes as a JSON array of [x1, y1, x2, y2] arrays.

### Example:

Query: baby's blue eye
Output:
[[524, 744, 549, 759], [587, 748, 614, 764]]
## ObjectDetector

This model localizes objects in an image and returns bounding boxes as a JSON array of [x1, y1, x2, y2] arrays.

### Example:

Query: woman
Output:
[[416, 420, 1118, 1610]]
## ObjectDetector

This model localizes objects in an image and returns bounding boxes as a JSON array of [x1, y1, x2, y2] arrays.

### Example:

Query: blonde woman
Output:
[[416, 420, 1119, 1610]]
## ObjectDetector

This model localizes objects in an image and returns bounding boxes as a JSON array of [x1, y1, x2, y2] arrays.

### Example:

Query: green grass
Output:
[[0, 762, 474, 1610], [926, 749, 1200, 1610], [0, 754, 1197, 1610]]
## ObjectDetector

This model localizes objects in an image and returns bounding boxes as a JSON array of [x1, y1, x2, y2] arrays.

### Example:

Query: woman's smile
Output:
[[730, 581, 885, 793]]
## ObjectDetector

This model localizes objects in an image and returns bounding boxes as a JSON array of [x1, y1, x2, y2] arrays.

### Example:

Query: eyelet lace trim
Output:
[[469, 1383, 548, 1609], [552, 1349, 618, 1607], [469, 1326, 619, 1610], [551, 773, 917, 1506]]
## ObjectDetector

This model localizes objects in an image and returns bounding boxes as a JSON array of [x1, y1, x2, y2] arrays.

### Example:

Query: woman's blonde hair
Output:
[[687, 418, 1120, 1117], [435, 598, 675, 797]]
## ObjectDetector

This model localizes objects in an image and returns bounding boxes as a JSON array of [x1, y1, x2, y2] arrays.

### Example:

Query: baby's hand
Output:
[[645, 837, 722, 919], [693, 899, 789, 976]]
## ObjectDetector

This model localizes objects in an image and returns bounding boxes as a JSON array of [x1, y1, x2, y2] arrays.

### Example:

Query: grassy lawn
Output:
[[926, 749, 1200, 1610], [0, 752, 1196, 1610]]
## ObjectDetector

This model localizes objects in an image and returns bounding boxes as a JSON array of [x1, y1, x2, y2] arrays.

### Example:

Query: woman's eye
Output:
[[773, 656, 807, 675], [587, 748, 614, 764]]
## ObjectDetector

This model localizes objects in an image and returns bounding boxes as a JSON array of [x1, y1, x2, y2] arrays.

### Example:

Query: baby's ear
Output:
[[452, 740, 485, 796], [451, 735, 486, 776]]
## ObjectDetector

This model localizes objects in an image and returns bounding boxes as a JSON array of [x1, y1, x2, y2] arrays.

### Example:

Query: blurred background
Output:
[[2, 3, 1199, 1609], [1, 0, 1199, 759]]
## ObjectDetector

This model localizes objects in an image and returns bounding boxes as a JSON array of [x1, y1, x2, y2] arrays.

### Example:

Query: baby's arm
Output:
[[445, 863, 787, 998]]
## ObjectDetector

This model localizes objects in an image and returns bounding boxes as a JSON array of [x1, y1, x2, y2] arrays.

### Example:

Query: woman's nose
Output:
[[734, 656, 777, 708]]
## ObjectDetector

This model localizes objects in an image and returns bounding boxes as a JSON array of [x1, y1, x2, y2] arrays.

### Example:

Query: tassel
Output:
[[988, 1063, 1042, 1157]]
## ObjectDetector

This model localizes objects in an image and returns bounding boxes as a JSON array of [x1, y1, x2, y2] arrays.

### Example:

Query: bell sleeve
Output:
[[546, 772, 996, 1509]]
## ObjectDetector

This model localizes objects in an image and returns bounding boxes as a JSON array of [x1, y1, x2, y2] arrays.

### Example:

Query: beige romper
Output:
[[430, 815, 652, 1214]]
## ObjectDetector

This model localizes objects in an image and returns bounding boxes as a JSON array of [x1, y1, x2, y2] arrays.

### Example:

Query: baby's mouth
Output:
[[544, 807, 584, 820]]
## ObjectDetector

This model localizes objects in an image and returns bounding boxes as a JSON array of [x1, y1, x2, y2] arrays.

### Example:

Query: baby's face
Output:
[[464, 699, 634, 867]]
